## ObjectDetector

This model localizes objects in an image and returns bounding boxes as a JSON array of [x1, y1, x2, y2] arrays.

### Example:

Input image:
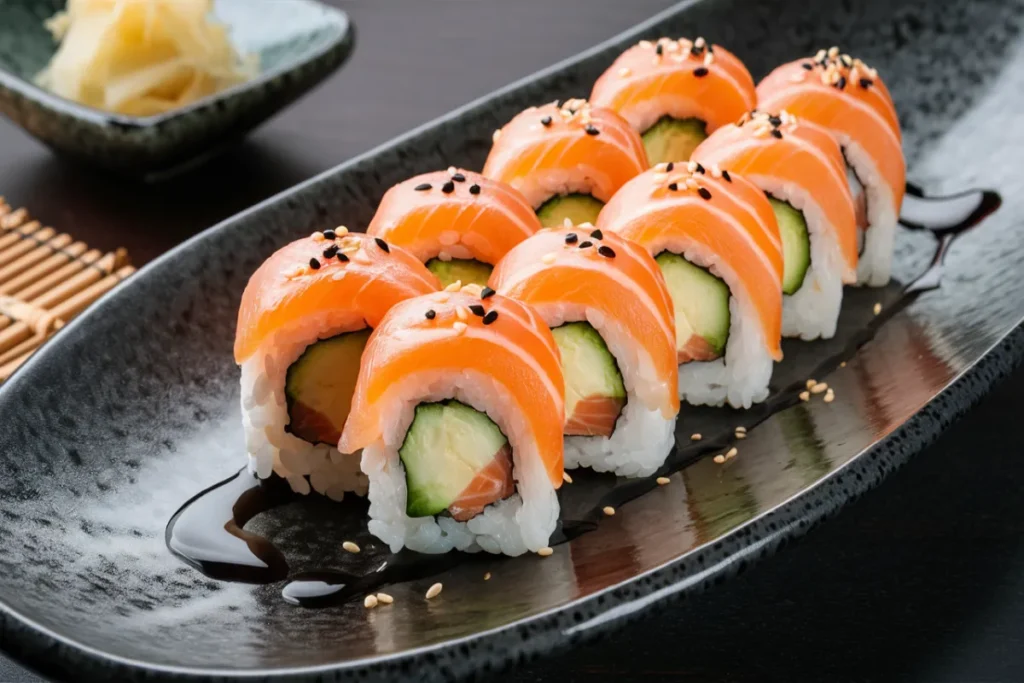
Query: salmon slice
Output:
[[678, 335, 720, 364], [448, 444, 515, 521], [287, 400, 342, 446], [564, 396, 626, 437]]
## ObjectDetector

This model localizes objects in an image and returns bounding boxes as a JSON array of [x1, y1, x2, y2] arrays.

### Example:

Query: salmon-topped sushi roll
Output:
[[758, 47, 905, 287], [591, 37, 757, 166], [235, 230, 440, 499], [692, 110, 857, 341], [490, 224, 678, 477], [483, 98, 648, 228], [339, 283, 564, 555], [599, 163, 783, 409], [367, 168, 541, 288]]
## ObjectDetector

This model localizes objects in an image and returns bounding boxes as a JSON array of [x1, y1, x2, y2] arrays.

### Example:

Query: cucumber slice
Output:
[[425, 258, 493, 288], [552, 322, 626, 437], [285, 329, 372, 445], [536, 193, 604, 228], [767, 196, 811, 295], [399, 400, 509, 518], [655, 252, 730, 361], [641, 116, 708, 166]]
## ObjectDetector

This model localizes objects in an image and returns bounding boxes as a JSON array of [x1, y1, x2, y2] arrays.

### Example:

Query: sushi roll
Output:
[[366, 168, 542, 288], [234, 230, 440, 499], [757, 48, 904, 287], [490, 224, 679, 477], [692, 111, 857, 341], [598, 162, 783, 409], [483, 98, 648, 228], [590, 37, 757, 166], [338, 284, 565, 555]]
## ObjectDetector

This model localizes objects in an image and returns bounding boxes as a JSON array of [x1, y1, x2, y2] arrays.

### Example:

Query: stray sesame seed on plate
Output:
[[691, 433, 702, 441], [726, 447, 738, 459], [806, 378, 817, 388], [484, 572, 492, 581], [799, 391, 811, 402], [811, 382, 828, 394], [824, 389, 835, 403], [603, 506, 615, 516], [343, 541, 360, 553], [364, 595, 378, 609], [657, 477, 671, 486], [563, 471, 573, 484], [735, 425, 747, 433], [537, 547, 554, 557], [713, 454, 726, 464], [873, 302, 882, 315], [376, 593, 394, 605], [425, 583, 443, 600], [735, 432, 747, 439], [840, 361, 847, 368]]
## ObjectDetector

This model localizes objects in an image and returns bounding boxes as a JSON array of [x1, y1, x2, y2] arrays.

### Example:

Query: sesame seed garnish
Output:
[[336, 225, 349, 235], [811, 382, 828, 394], [873, 302, 882, 315], [691, 433, 702, 441], [859, 78, 873, 89], [698, 187, 713, 200], [337, 253, 349, 262], [414, 183, 432, 192], [376, 593, 394, 605], [323, 229, 336, 240], [542, 252, 557, 264], [603, 506, 616, 516], [771, 129, 783, 139], [598, 245, 616, 258], [590, 229, 603, 239], [493, 129, 502, 142], [484, 572, 492, 581], [801, 62, 814, 70], [481, 286, 496, 299], [640, 40, 653, 48], [450, 173, 465, 183], [343, 541, 360, 553], [828, 46, 839, 58], [585, 125, 600, 136], [445, 280, 463, 292], [790, 73, 805, 83], [447, 166, 457, 175], [824, 389, 835, 403], [537, 547, 554, 557], [841, 54, 853, 67], [799, 391, 811, 402], [455, 306, 470, 321], [665, 162, 674, 172], [323, 245, 338, 259], [453, 321, 468, 334], [768, 115, 781, 126], [364, 595, 378, 609], [618, 67, 631, 77], [655, 43, 663, 56], [687, 160, 698, 172], [565, 233, 578, 244], [578, 240, 593, 249], [563, 471, 573, 483], [666, 181, 680, 192], [441, 181, 455, 194], [461, 283, 484, 297], [466, 304, 484, 317], [312, 231, 325, 242], [657, 476, 671, 486], [713, 454, 726, 464], [694, 162, 705, 174], [693, 67, 709, 77], [721, 170, 732, 182], [483, 310, 499, 325], [469, 184, 481, 195], [835, 75, 847, 90], [374, 238, 390, 253], [425, 309, 436, 320], [309, 257, 321, 270], [425, 583, 443, 600]]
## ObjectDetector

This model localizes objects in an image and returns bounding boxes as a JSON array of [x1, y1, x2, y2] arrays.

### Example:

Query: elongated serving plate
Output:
[[0, 0, 1021, 680]]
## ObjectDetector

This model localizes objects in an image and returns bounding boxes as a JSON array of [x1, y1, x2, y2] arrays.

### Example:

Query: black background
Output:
[[1, 1, 1021, 680]]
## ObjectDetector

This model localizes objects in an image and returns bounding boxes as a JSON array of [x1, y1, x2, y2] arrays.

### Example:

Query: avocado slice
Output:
[[536, 193, 605, 228], [399, 400, 512, 518], [425, 257, 493, 288], [655, 252, 730, 363], [641, 116, 708, 165], [767, 196, 811, 295], [552, 322, 626, 437], [285, 329, 372, 446]]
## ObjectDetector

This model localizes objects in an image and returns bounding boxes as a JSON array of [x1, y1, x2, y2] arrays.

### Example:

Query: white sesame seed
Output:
[[873, 302, 882, 315], [444, 280, 463, 292], [735, 432, 747, 439], [726, 447, 738, 459], [799, 391, 810, 402], [704, 52, 714, 66], [806, 378, 817, 388], [484, 572, 492, 581], [579, 221, 594, 228], [735, 426, 747, 433], [376, 592, 393, 605], [364, 595, 378, 609], [461, 283, 483, 297], [828, 46, 839, 58], [814, 48, 826, 61], [425, 583, 443, 600], [618, 67, 632, 77], [713, 454, 726, 464], [434, 292, 450, 303], [542, 252, 557, 265], [537, 547, 554, 557], [342, 541, 360, 553], [563, 217, 574, 228], [453, 321, 468, 334], [824, 389, 835, 403], [691, 433, 702, 441], [563, 471, 573, 484], [639, 40, 653, 48], [710, 163, 722, 178], [602, 506, 616, 516], [656, 476, 671, 485], [335, 225, 349, 235], [840, 361, 847, 368], [687, 160, 698, 172], [653, 162, 669, 172], [456, 306, 469, 321], [694, 36, 706, 48], [790, 73, 805, 83], [811, 382, 828, 394], [493, 129, 501, 142], [312, 231, 325, 241]]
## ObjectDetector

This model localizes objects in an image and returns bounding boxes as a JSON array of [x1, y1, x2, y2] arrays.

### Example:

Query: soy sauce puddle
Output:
[[166, 184, 1000, 607]]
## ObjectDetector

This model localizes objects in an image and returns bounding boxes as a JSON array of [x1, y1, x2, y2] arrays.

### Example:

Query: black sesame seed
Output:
[[565, 233, 578, 244], [309, 258, 321, 270], [375, 237, 390, 253], [771, 129, 783, 139], [442, 181, 455, 194], [694, 162, 705, 174], [655, 43, 664, 56], [698, 187, 712, 200], [768, 115, 781, 126], [452, 173, 466, 182], [836, 76, 847, 90], [859, 77, 873, 89], [721, 170, 732, 183], [469, 304, 486, 317], [668, 182, 678, 191], [666, 162, 674, 172], [481, 286, 496, 299], [338, 253, 350, 262], [323, 229, 336, 240], [425, 309, 436, 320], [469, 184, 481, 195], [323, 245, 338, 259], [578, 240, 593, 249], [585, 125, 600, 136], [590, 229, 603, 240], [598, 245, 616, 258], [693, 67, 709, 77], [690, 45, 702, 56], [414, 183, 432, 191], [801, 62, 814, 70], [541, 116, 553, 127], [483, 310, 499, 325]]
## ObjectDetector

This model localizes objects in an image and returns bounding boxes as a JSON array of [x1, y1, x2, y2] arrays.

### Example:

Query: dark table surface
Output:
[[2, 1, 1023, 681]]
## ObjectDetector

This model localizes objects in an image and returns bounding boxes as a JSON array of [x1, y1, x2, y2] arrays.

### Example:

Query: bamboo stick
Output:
[[12, 248, 102, 302], [31, 249, 125, 310], [0, 207, 28, 230], [0, 220, 43, 254], [0, 226, 54, 269], [50, 265, 135, 320], [0, 233, 73, 286], [0, 348, 32, 383], [0, 242, 88, 296]]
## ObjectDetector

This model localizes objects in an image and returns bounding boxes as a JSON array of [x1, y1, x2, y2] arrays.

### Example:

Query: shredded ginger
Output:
[[37, 0, 258, 117]]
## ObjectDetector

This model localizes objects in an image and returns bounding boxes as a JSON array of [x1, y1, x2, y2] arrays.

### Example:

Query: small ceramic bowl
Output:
[[0, 0, 353, 176]]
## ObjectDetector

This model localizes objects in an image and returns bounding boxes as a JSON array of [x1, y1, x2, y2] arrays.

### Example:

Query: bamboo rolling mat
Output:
[[0, 197, 135, 383]]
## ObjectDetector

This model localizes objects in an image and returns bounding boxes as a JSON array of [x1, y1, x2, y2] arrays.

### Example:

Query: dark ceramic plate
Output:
[[0, 0, 1021, 680], [0, 0, 353, 176]]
